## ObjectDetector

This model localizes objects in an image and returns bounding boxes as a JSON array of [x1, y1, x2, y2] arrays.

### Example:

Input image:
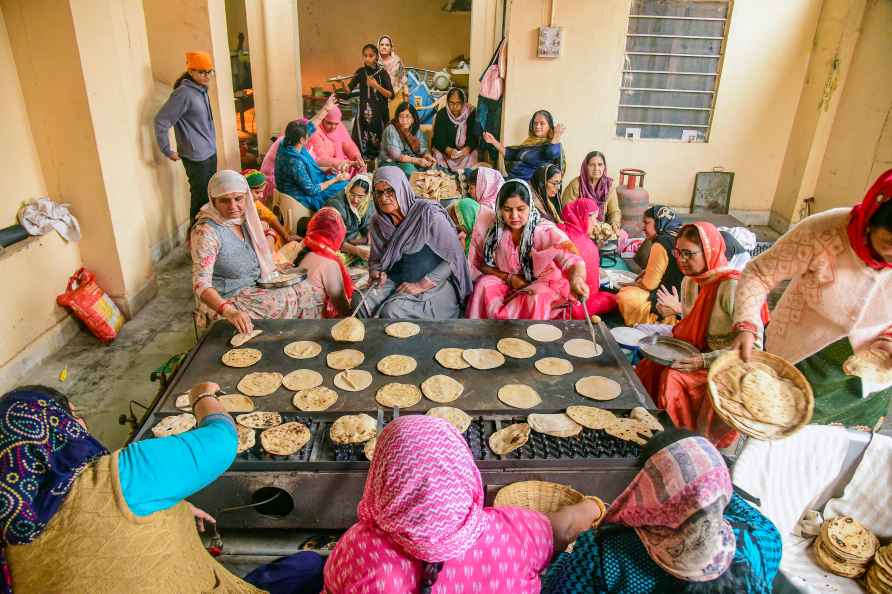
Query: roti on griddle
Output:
[[236, 411, 283, 429], [282, 369, 324, 391], [496, 338, 537, 359], [376, 383, 422, 407], [333, 369, 374, 392], [566, 405, 617, 430], [331, 317, 365, 342], [326, 349, 365, 370], [385, 322, 421, 338], [152, 413, 196, 437], [292, 386, 338, 411], [435, 348, 470, 370], [221, 348, 262, 368], [426, 406, 473, 433], [284, 340, 322, 359], [534, 357, 574, 376], [260, 421, 311, 456], [237, 371, 283, 396], [497, 384, 542, 409], [563, 339, 603, 359], [230, 329, 263, 347], [330, 413, 377, 445], [363, 437, 377, 461], [174, 393, 191, 411], [528, 413, 582, 438], [630, 407, 663, 433], [574, 376, 622, 401], [377, 354, 417, 377], [462, 348, 505, 370], [604, 418, 651, 445], [489, 423, 531, 455], [421, 375, 464, 403], [527, 323, 563, 342], [218, 394, 255, 413], [236, 425, 256, 453]]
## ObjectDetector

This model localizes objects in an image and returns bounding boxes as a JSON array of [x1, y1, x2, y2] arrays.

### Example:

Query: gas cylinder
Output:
[[617, 168, 650, 238]]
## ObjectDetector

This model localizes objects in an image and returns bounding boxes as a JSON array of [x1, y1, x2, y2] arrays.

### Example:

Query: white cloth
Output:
[[17, 197, 81, 242], [719, 225, 757, 252], [823, 433, 892, 539]]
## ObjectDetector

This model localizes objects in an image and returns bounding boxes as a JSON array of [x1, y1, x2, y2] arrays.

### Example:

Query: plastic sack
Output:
[[56, 268, 125, 343]]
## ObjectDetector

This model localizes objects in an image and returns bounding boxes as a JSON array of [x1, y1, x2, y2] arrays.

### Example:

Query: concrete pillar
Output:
[[142, 0, 240, 170], [2, 0, 158, 317], [768, 0, 868, 230], [245, 0, 302, 153]]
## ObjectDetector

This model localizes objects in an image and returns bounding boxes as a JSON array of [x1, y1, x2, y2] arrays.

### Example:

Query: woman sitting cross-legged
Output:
[[295, 207, 354, 318], [466, 179, 590, 320], [323, 173, 374, 263], [431, 87, 481, 173], [378, 102, 435, 176], [357, 166, 472, 320], [542, 430, 782, 594], [191, 170, 322, 333], [0, 382, 264, 594], [323, 414, 602, 594], [483, 109, 565, 183], [635, 223, 768, 448], [558, 199, 617, 319], [447, 197, 481, 256], [306, 104, 367, 179], [561, 150, 622, 236]]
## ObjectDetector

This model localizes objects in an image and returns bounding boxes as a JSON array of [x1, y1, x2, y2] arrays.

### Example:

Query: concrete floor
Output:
[[22, 247, 196, 448]]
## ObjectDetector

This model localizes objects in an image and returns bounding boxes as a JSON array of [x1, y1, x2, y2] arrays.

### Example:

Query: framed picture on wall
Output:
[[537, 27, 563, 58]]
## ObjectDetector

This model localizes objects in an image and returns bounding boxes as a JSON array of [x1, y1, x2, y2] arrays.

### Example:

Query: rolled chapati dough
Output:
[[421, 375, 464, 403]]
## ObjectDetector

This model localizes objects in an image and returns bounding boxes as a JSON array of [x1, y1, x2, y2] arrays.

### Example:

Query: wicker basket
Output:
[[493, 480, 606, 527], [707, 350, 814, 440]]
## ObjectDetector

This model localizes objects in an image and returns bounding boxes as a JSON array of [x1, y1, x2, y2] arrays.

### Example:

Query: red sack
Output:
[[57, 268, 125, 343]]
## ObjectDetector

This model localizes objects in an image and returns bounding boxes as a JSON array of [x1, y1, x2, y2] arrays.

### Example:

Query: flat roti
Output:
[[385, 322, 421, 338], [563, 339, 603, 359], [534, 357, 574, 376], [237, 371, 283, 396], [462, 348, 505, 370], [376, 383, 422, 407], [575, 376, 622, 401], [260, 421, 311, 456], [630, 407, 663, 432], [566, 405, 617, 430], [331, 317, 365, 342], [605, 418, 651, 445], [218, 394, 255, 413], [330, 413, 377, 444], [363, 437, 377, 461], [528, 413, 582, 438], [284, 340, 322, 359], [426, 406, 472, 433], [236, 411, 282, 429], [497, 338, 537, 359], [222, 348, 262, 368], [333, 369, 374, 392], [489, 423, 531, 455], [152, 413, 196, 437], [527, 323, 563, 343], [293, 386, 338, 411], [236, 425, 255, 453], [435, 348, 470, 370], [844, 350, 892, 384], [740, 369, 800, 425], [421, 375, 464, 403], [377, 354, 417, 376], [230, 329, 263, 347], [497, 384, 542, 409], [174, 393, 191, 411], [327, 349, 365, 370], [282, 369, 324, 391]]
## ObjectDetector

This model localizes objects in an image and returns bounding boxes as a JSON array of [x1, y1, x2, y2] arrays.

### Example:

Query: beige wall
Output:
[[811, 0, 892, 212], [297, 0, 471, 96], [502, 0, 824, 217]]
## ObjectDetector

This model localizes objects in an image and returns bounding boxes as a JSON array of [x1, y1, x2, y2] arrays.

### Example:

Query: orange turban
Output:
[[185, 52, 213, 71]]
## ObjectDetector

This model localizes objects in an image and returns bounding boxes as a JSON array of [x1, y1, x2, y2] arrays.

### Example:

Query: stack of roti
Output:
[[260, 422, 311, 456], [412, 170, 456, 200], [814, 516, 879, 578], [866, 543, 892, 594]]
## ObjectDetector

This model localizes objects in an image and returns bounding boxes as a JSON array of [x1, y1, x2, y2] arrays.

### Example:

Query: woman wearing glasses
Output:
[[616, 205, 685, 326], [635, 222, 766, 448], [357, 167, 472, 319]]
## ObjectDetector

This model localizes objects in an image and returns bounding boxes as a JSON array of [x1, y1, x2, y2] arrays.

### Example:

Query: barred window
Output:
[[616, 0, 731, 142]]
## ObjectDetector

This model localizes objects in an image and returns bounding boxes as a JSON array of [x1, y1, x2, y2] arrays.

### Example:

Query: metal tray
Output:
[[257, 271, 307, 289], [638, 335, 700, 366]]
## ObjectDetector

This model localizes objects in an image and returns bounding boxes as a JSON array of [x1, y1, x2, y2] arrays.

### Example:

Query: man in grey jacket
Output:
[[154, 51, 218, 220]]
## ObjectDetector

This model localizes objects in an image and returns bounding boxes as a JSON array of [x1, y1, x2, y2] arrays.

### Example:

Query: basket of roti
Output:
[[493, 480, 605, 529], [708, 350, 813, 440]]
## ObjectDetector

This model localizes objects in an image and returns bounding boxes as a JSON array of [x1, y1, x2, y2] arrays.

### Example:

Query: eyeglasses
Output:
[[673, 248, 703, 260], [546, 180, 561, 187], [195, 69, 214, 76], [373, 188, 396, 201]]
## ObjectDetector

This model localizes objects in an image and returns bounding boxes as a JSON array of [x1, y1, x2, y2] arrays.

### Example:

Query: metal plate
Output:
[[610, 327, 647, 348], [638, 335, 700, 366], [256, 271, 307, 289]]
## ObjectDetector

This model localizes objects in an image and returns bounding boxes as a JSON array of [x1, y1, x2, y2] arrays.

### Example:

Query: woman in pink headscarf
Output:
[[323, 415, 602, 594], [306, 104, 367, 178], [559, 200, 617, 319], [469, 165, 504, 209]]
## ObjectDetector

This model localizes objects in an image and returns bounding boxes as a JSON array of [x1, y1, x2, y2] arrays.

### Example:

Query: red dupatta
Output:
[[304, 207, 353, 306], [847, 168, 892, 270]]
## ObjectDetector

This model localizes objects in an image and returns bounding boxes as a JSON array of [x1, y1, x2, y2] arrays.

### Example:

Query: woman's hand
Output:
[[187, 502, 216, 533], [222, 304, 253, 334], [482, 132, 505, 154], [189, 382, 221, 405], [672, 354, 705, 372], [370, 270, 388, 288], [552, 123, 566, 142], [570, 274, 590, 301], [397, 277, 435, 295], [656, 285, 682, 315], [732, 331, 757, 362]]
